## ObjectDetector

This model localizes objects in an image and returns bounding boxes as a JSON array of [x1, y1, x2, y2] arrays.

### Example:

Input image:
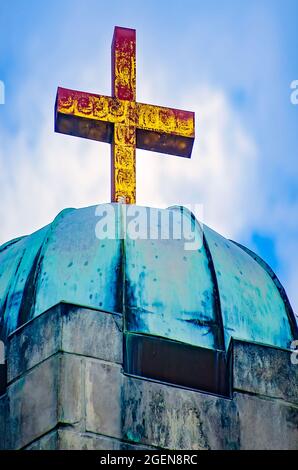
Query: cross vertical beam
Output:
[[111, 27, 136, 203]]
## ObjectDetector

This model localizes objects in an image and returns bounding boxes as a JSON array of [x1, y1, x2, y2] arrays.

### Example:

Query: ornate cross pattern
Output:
[[55, 26, 195, 204]]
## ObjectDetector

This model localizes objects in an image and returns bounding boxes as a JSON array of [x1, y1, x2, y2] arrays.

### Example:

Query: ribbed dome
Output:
[[0, 204, 296, 351]]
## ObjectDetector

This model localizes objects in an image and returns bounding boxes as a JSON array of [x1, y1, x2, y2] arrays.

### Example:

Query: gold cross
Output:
[[55, 26, 195, 204]]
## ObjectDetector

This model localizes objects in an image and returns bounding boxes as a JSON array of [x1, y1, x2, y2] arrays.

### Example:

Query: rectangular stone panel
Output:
[[58, 353, 83, 425], [235, 392, 298, 450], [233, 340, 298, 405], [7, 352, 86, 449], [0, 394, 8, 449], [7, 303, 123, 383], [8, 354, 59, 449], [122, 375, 239, 450], [7, 305, 60, 383], [61, 304, 122, 364], [85, 359, 122, 439]]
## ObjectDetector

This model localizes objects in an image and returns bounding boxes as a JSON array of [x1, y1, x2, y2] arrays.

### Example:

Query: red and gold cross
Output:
[[55, 26, 195, 204]]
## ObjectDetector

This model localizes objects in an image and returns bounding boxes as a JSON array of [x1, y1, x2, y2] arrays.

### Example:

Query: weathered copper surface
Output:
[[55, 27, 195, 203], [0, 204, 296, 351]]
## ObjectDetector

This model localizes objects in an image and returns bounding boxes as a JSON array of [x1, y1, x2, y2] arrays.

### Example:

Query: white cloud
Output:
[[138, 86, 263, 239]]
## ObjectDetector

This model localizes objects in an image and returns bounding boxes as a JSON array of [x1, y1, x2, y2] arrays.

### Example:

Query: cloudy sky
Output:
[[0, 0, 297, 313]]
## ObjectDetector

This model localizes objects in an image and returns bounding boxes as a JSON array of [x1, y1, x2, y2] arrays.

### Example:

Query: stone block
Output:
[[85, 359, 122, 439], [24, 430, 58, 450], [8, 354, 59, 449], [58, 353, 83, 425], [233, 340, 298, 405], [61, 304, 122, 364], [7, 306, 60, 383], [0, 394, 8, 449], [8, 352, 85, 449], [235, 392, 298, 449], [7, 303, 123, 384], [122, 376, 240, 450]]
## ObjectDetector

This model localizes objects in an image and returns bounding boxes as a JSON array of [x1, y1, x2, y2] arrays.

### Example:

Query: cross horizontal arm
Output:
[[55, 87, 195, 157], [55, 87, 133, 143], [136, 103, 195, 158]]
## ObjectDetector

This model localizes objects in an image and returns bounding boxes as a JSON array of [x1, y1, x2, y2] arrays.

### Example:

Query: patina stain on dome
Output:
[[0, 204, 296, 351]]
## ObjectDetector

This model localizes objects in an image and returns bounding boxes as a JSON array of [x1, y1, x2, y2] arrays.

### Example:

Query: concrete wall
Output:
[[0, 303, 297, 450]]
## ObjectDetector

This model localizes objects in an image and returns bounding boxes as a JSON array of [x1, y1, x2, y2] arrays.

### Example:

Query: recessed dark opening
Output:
[[124, 332, 232, 397]]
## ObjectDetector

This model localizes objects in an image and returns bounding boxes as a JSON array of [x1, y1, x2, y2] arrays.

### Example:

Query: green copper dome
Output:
[[0, 204, 296, 352]]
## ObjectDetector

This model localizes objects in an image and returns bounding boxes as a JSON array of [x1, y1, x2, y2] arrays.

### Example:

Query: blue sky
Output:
[[0, 0, 297, 314]]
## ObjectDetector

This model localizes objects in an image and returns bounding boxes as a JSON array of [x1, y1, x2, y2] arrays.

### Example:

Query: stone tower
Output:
[[0, 203, 297, 450]]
